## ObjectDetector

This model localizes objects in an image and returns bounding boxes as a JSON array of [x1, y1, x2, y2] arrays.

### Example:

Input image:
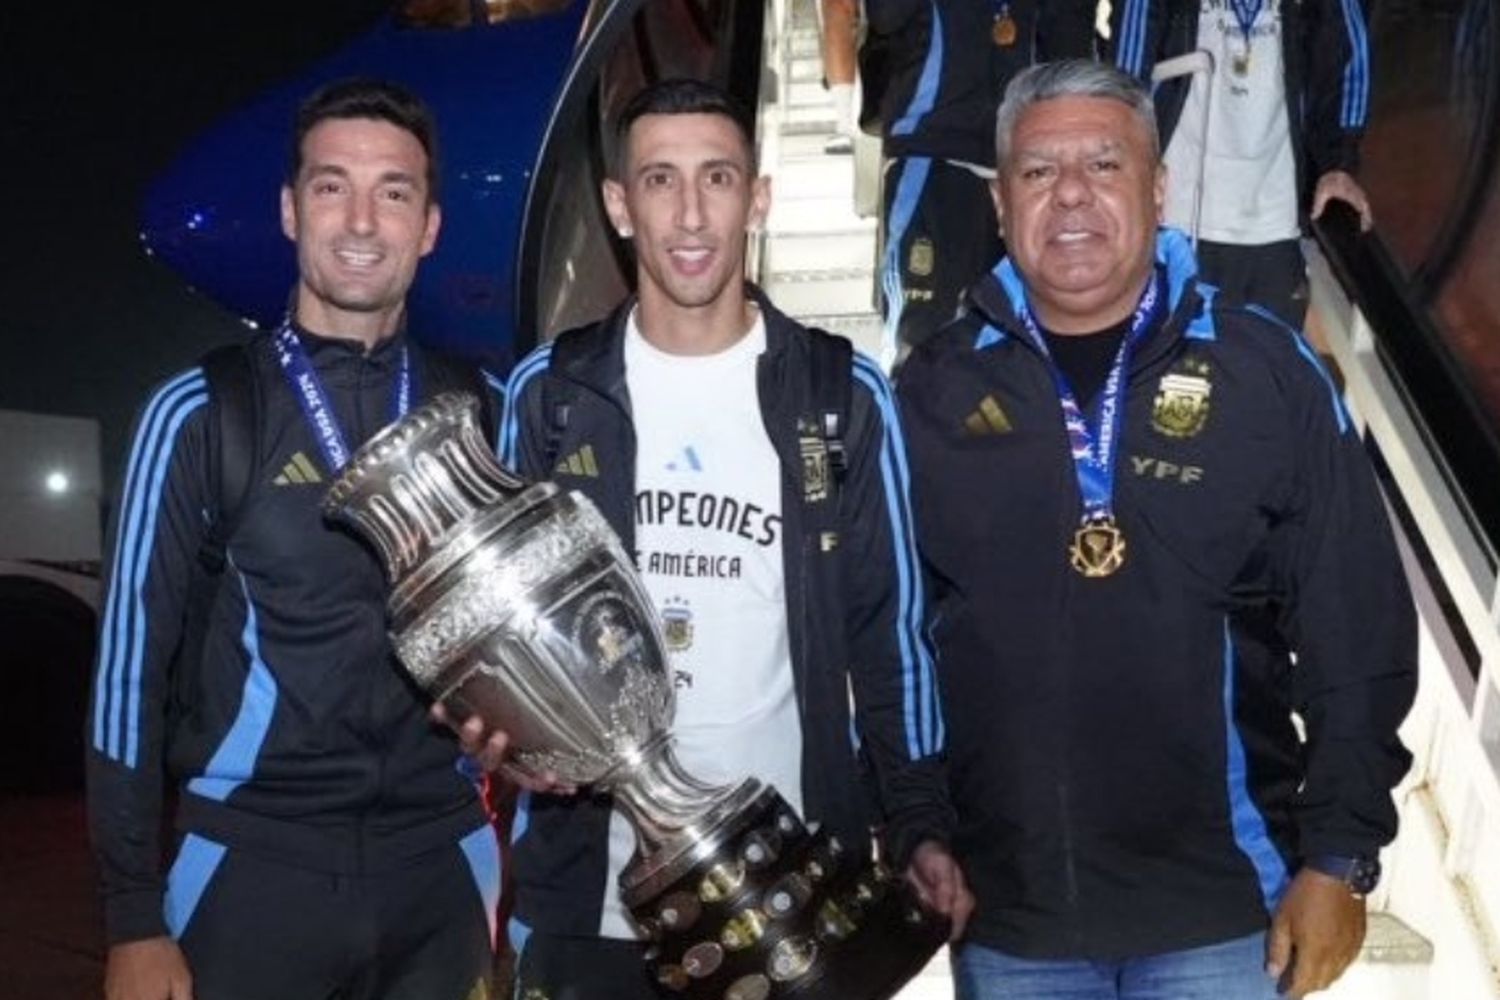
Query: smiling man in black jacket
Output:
[[499, 79, 968, 999], [897, 60, 1415, 1000], [89, 80, 504, 1000]]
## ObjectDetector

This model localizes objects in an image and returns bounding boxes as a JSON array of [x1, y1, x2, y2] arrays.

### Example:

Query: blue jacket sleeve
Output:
[[497, 345, 554, 477], [86, 369, 213, 944], [845, 353, 955, 867], [1260, 315, 1416, 857]]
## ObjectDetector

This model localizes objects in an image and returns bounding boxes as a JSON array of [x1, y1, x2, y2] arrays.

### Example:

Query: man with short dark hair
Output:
[[500, 77, 969, 998], [89, 78, 503, 1000], [898, 60, 1416, 1000]]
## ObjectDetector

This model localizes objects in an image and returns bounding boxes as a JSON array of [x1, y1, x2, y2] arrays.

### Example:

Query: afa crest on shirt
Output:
[[1152, 361, 1213, 439], [661, 597, 695, 653], [908, 237, 936, 278], [798, 418, 832, 504]]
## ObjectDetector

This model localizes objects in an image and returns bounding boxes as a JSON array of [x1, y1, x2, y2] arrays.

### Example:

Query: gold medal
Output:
[[1069, 516, 1127, 578], [992, 11, 1018, 47], [1232, 50, 1250, 76]]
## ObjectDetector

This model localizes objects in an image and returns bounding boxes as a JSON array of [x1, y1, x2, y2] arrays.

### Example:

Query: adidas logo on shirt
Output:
[[665, 445, 703, 472], [273, 451, 323, 485], [964, 395, 1013, 436], [556, 444, 600, 478]]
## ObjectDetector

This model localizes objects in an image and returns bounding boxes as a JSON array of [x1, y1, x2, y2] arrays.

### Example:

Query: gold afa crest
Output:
[[799, 426, 831, 504], [662, 602, 694, 653], [1152, 371, 1212, 439], [908, 237, 935, 278]]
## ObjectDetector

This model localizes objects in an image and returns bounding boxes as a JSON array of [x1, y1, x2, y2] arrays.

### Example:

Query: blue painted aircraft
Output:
[[140, 0, 765, 372]]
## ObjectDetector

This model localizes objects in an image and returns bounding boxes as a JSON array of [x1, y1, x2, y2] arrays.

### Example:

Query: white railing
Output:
[[1307, 246, 1500, 999]]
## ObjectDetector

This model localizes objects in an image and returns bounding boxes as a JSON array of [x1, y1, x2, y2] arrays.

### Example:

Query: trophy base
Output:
[[626, 789, 947, 999]]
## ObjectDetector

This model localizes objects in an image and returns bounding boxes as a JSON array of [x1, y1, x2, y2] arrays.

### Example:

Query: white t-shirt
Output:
[[598, 309, 804, 939], [1162, 0, 1300, 245]]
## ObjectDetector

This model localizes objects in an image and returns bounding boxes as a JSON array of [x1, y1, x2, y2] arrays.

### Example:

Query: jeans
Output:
[[952, 931, 1283, 1000]]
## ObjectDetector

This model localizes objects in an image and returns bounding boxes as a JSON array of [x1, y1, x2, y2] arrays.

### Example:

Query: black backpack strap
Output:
[[198, 342, 260, 574], [169, 342, 258, 721], [422, 349, 500, 444], [806, 328, 853, 488]]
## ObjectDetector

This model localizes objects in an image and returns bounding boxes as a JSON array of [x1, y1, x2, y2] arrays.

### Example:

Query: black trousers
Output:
[[512, 932, 664, 1000], [879, 156, 1004, 353], [175, 839, 495, 1000], [1194, 238, 1308, 330]]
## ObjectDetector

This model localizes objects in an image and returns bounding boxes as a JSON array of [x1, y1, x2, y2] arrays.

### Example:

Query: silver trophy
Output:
[[324, 393, 945, 1000]]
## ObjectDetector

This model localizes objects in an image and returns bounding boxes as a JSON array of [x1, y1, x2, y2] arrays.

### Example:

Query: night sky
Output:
[[1, 2, 395, 491]]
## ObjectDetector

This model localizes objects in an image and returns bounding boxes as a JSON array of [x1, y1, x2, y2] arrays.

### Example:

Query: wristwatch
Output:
[[1304, 854, 1381, 896]]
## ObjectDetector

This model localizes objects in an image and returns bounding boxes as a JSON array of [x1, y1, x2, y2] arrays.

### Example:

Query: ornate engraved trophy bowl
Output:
[[324, 393, 947, 1000]]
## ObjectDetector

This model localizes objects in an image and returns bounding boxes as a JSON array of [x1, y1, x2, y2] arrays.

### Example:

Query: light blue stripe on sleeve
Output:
[[95, 370, 207, 763], [854, 354, 942, 757], [890, 3, 944, 136], [499, 346, 553, 468], [1337, 0, 1370, 127], [94, 370, 201, 753], [1244, 303, 1349, 434], [163, 833, 228, 940], [879, 157, 933, 368]]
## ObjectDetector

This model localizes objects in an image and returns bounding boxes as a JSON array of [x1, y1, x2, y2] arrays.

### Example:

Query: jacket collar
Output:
[[549, 282, 801, 404], [967, 227, 1217, 358]]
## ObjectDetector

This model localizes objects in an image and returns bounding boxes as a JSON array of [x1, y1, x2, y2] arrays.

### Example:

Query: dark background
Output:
[[1, 1, 395, 492]]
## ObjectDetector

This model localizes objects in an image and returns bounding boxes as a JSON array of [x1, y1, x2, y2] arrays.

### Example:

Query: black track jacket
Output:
[[1110, 0, 1372, 216], [896, 229, 1415, 959], [864, 0, 1097, 163], [497, 289, 953, 937], [87, 327, 501, 945]]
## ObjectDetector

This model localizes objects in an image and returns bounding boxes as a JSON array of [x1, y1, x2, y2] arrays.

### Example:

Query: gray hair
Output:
[[994, 60, 1159, 169]]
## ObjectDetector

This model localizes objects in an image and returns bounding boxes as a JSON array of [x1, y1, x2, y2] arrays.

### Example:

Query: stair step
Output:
[[786, 79, 832, 109], [763, 267, 876, 317], [785, 29, 822, 58], [764, 230, 875, 273]]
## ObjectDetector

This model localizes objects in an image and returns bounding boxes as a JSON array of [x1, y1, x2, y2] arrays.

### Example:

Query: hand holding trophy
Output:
[[324, 393, 947, 1000]]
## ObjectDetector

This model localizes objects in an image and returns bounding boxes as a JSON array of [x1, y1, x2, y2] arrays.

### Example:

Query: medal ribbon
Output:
[[1014, 269, 1164, 525], [273, 320, 412, 473], [1229, 0, 1263, 48]]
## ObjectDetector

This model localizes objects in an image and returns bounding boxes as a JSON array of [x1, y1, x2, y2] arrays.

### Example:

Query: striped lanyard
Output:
[[1013, 269, 1164, 526], [272, 320, 411, 474], [1229, 0, 1264, 49]]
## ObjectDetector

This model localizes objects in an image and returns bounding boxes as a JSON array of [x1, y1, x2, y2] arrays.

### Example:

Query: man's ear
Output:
[[747, 174, 772, 233], [601, 178, 633, 238], [419, 202, 442, 257], [280, 185, 296, 242], [989, 177, 1006, 239], [1153, 163, 1167, 223]]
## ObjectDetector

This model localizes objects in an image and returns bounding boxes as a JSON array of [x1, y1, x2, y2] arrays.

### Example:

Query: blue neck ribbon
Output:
[[1229, 0, 1264, 45], [273, 320, 411, 474], [1013, 269, 1165, 527]]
